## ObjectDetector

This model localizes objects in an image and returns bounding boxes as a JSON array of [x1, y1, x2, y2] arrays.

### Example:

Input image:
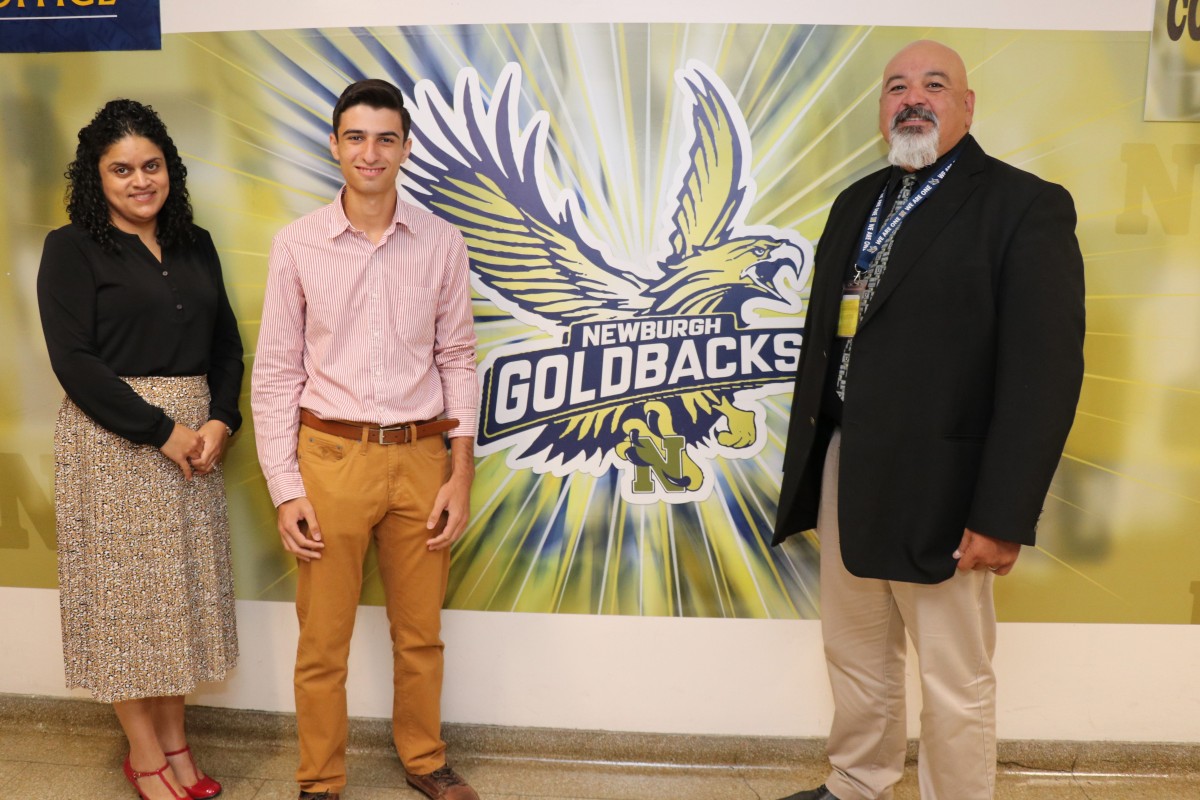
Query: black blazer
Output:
[[772, 136, 1085, 584]]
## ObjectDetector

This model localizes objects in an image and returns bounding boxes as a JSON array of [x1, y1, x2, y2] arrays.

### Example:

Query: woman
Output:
[[37, 99, 242, 800]]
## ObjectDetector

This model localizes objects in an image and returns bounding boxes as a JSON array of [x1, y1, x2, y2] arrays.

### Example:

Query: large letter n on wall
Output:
[[1117, 143, 1200, 234], [0, 453, 55, 551]]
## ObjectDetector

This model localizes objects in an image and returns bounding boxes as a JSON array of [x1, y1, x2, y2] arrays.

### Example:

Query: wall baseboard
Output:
[[4, 693, 1197, 776]]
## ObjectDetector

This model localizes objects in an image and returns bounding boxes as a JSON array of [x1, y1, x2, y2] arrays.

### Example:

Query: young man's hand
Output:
[[278, 497, 325, 561], [425, 437, 474, 551]]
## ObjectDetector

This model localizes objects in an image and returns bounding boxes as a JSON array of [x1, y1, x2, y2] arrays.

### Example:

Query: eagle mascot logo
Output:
[[403, 61, 814, 503]]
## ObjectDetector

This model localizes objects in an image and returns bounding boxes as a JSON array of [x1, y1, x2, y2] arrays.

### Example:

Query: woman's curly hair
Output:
[[65, 99, 194, 252]]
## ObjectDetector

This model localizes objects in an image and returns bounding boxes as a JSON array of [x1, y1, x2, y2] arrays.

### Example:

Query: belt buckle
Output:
[[377, 422, 412, 445]]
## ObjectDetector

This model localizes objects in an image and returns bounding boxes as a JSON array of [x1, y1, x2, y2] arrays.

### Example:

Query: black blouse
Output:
[[37, 223, 244, 448]]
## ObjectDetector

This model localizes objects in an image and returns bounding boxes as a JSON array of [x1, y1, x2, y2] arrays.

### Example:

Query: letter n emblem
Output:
[[628, 433, 689, 493]]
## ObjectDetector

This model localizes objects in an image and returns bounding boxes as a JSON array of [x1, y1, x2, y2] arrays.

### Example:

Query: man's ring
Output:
[[987, 566, 998, 572]]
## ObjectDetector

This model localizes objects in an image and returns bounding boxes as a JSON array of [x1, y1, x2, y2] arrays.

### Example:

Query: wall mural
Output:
[[1, 24, 1197, 622]]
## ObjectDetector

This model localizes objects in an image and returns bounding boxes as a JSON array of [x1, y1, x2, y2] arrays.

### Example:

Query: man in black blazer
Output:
[[772, 41, 1085, 800]]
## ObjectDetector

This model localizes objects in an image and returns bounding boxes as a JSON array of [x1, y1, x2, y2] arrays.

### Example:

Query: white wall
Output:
[[161, 0, 1151, 33], [6, 0, 1196, 746], [4, 588, 1200, 742]]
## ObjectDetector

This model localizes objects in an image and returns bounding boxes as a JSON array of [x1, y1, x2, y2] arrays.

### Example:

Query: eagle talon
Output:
[[715, 400, 757, 448]]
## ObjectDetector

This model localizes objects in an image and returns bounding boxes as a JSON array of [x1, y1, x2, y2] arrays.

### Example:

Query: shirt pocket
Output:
[[387, 287, 438, 349]]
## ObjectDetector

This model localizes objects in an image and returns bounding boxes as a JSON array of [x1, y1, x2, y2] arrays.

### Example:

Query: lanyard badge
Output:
[[836, 156, 958, 338]]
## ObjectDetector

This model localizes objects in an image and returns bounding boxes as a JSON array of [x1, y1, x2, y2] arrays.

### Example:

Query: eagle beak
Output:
[[742, 256, 798, 300]]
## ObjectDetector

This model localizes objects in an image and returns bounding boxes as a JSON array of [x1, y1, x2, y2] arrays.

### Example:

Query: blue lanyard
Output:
[[854, 154, 959, 275]]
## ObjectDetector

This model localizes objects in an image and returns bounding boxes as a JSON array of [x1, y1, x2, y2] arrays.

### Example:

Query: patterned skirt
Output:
[[54, 376, 238, 703]]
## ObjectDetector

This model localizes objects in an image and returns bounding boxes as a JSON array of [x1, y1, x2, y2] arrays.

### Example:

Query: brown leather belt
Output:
[[300, 409, 459, 445]]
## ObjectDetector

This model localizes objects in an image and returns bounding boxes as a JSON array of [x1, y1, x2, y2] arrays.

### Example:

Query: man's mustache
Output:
[[891, 105, 938, 131]]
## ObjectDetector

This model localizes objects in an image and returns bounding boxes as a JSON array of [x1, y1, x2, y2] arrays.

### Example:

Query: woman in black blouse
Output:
[[38, 100, 241, 800]]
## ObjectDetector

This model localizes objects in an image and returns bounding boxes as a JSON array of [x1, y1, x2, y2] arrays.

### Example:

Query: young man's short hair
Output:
[[331, 78, 411, 139]]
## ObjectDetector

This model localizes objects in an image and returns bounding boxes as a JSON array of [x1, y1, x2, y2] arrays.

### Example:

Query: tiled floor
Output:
[[2, 695, 1197, 799]]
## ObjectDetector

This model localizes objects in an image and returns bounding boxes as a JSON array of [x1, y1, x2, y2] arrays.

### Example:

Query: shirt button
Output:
[[176, 304, 183, 310], [809, 416, 816, 426], [162, 271, 168, 276]]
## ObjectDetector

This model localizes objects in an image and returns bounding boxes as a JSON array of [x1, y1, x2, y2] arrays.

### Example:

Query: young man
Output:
[[773, 41, 1085, 799], [252, 79, 480, 800]]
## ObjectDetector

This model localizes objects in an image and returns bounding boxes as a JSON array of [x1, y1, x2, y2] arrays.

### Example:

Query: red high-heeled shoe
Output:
[[123, 756, 189, 800], [163, 746, 222, 799]]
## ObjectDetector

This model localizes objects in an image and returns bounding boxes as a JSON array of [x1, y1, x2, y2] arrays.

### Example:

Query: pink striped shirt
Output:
[[251, 189, 478, 507]]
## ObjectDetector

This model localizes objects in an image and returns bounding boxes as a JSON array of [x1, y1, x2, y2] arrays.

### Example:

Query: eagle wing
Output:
[[665, 63, 749, 264], [404, 65, 650, 331]]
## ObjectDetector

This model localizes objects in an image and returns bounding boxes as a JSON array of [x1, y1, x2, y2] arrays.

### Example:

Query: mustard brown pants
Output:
[[294, 423, 452, 793]]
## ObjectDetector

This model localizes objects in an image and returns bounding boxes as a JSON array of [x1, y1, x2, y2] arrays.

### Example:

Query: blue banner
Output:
[[480, 315, 803, 446], [0, 0, 160, 53]]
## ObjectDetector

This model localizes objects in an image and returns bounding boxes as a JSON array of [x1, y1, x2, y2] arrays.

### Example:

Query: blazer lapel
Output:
[[816, 170, 890, 310], [858, 137, 986, 330]]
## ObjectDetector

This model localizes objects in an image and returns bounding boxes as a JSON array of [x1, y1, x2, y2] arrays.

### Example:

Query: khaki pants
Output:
[[294, 424, 452, 793], [819, 430, 997, 800]]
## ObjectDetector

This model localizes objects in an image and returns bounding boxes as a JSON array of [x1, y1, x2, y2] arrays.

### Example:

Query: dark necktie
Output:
[[835, 172, 919, 401]]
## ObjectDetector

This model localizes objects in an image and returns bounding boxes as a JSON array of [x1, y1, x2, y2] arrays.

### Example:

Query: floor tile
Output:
[[3, 761, 127, 800], [252, 779, 305, 800], [0, 758, 29, 786], [1073, 774, 1200, 798], [458, 759, 759, 800], [2, 695, 1198, 800], [196, 741, 300, 783], [0, 728, 124, 766]]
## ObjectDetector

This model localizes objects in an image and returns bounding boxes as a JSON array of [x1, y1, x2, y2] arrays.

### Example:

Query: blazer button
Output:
[[809, 416, 816, 426]]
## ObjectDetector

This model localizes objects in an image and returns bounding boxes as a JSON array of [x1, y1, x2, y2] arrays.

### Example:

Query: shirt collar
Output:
[[326, 185, 411, 240]]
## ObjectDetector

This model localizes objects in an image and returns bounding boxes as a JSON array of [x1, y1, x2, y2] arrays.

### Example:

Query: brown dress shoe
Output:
[[405, 765, 479, 800]]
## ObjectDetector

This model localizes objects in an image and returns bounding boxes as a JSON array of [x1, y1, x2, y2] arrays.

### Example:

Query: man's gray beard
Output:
[[887, 127, 940, 170]]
